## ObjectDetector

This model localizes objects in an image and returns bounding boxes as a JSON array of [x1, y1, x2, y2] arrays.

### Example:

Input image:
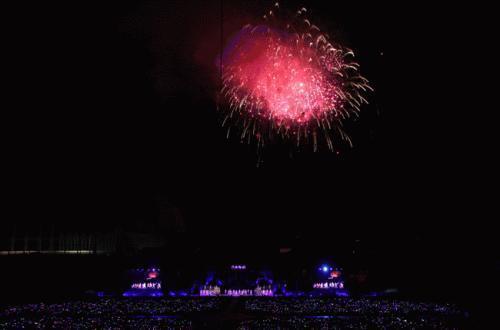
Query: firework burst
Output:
[[219, 2, 372, 153]]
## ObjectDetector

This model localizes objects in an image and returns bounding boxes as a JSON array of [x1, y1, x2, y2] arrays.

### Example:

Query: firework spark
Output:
[[219, 2, 372, 152]]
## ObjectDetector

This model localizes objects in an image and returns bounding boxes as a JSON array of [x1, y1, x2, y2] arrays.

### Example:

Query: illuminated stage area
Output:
[[123, 267, 163, 297], [120, 262, 351, 298], [197, 262, 349, 297], [199, 264, 277, 297], [311, 263, 348, 296]]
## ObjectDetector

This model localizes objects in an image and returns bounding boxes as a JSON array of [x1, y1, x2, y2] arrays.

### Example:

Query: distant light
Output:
[[322, 266, 329, 272], [280, 247, 292, 253], [231, 264, 246, 270]]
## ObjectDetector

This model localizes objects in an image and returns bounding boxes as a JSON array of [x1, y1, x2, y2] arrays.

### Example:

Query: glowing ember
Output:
[[219, 3, 372, 152]]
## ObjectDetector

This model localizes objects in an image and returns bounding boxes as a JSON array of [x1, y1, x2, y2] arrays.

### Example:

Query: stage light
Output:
[[322, 266, 329, 272]]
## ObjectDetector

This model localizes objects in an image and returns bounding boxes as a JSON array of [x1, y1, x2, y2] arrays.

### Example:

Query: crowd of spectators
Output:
[[243, 297, 466, 329], [0, 298, 220, 328], [0, 297, 467, 329], [237, 315, 461, 329], [245, 297, 463, 316]]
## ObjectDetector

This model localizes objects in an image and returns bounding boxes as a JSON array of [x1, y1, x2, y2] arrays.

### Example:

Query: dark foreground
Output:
[[1, 297, 469, 329]]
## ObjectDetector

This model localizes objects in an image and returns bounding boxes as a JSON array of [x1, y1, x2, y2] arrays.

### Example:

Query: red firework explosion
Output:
[[219, 3, 372, 151]]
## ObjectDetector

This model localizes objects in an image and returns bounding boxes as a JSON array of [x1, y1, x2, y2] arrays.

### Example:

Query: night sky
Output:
[[7, 0, 492, 256]]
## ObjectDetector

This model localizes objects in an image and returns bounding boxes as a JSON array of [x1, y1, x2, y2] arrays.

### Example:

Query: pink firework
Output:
[[219, 3, 372, 151]]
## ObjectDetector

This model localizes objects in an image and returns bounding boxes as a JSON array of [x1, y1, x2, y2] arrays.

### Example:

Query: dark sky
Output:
[[7, 0, 490, 248]]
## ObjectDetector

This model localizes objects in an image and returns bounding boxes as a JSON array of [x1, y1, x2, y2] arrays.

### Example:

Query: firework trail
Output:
[[219, 2, 372, 153]]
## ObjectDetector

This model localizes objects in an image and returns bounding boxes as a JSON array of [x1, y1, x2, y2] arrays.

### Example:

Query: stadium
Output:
[[1, 0, 488, 328]]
